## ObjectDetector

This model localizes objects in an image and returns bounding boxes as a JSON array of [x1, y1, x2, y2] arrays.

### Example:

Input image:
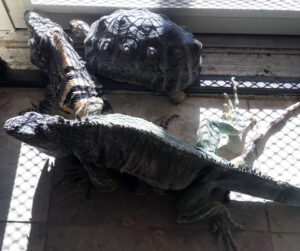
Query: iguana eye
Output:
[[147, 47, 156, 58]]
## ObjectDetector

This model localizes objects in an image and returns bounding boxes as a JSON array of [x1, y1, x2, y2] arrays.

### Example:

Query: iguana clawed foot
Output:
[[155, 114, 181, 130], [221, 77, 256, 137], [221, 77, 257, 143], [177, 199, 244, 251], [210, 208, 244, 251], [197, 77, 256, 155]]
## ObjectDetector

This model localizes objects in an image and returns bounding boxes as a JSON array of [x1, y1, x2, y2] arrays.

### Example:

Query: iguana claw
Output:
[[210, 212, 244, 251]]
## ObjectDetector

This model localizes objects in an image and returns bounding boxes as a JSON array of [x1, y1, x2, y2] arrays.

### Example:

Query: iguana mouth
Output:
[[24, 11, 73, 71], [4, 112, 45, 141], [4, 119, 35, 140]]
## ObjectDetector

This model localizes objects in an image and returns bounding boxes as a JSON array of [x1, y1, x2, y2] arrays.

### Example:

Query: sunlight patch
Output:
[[1, 143, 54, 251]]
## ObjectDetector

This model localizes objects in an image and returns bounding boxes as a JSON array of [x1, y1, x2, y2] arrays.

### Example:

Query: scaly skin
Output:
[[69, 19, 90, 40], [24, 11, 107, 119], [197, 77, 256, 157], [4, 112, 300, 250], [69, 9, 203, 103]]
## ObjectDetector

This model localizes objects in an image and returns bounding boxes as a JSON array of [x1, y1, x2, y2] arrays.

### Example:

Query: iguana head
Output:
[[69, 19, 91, 40], [4, 112, 72, 157], [24, 11, 74, 75]]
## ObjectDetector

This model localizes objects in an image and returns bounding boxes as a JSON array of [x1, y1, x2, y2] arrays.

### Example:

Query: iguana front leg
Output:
[[209, 204, 244, 251], [197, 77, 256, 155], [38, 79, 60, 114], [177, 182, 244, 251], [19, 79, 60, 115], [82, 162, 118, 193]]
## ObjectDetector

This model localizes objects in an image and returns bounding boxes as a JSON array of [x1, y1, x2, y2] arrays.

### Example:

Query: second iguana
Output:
[[24, 11, 109, 119]]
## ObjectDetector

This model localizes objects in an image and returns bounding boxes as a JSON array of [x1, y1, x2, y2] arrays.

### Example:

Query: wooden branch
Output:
[[232, 101, 300, 166]]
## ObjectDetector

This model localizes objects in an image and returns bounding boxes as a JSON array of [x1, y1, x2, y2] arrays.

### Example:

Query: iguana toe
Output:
[[210, 214, 244, 251]]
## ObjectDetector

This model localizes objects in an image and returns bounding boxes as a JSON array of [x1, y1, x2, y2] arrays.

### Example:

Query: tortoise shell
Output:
[[84, 9, 202, 93]]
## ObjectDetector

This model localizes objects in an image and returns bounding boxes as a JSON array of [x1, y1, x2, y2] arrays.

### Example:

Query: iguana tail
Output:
[[217, 165, 300, 207]]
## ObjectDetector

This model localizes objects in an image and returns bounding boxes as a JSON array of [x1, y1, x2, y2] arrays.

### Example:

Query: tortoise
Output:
[[70, 9, 203, 103]]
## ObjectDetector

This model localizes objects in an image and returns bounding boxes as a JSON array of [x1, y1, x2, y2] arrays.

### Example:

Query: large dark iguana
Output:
[[24, 11, 109, 119], [4, 112, 300, 250]]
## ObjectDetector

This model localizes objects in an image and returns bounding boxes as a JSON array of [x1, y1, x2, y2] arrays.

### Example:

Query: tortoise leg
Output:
[[168, 91, 186, 104]]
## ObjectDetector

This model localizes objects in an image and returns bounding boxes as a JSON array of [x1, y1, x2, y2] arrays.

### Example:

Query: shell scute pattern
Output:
[[84, 9, 202, 94]]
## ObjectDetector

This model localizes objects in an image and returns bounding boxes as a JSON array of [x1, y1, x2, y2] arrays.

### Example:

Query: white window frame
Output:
[[2, 0, 300, 34], [0, 0, 14, 30]]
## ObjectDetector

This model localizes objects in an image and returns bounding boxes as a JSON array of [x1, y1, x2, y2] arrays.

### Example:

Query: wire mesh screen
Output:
[[1, 223, 32, 251], [31, 0, 300, 10], [5, 143, 53, 222], [200, 103, 300, 202], [198, 78, 300, 91], [1, 144, 53, 251], [96, 75, 300, 95]]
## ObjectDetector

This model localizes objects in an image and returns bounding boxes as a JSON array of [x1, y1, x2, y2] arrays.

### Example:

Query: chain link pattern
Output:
[[32, 0, 300, 10]]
